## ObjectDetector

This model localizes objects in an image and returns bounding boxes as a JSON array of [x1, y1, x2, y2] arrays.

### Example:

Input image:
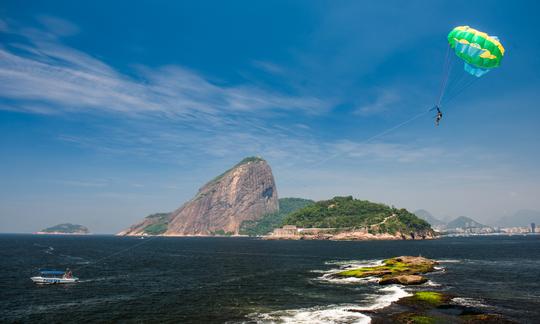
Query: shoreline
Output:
[[33, 232, 91, 235], [309, 256, 515, 323]]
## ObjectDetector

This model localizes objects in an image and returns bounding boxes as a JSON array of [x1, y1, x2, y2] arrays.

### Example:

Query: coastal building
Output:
[[500, 226, 531, 234], [532, 223, 536, 233], [271, 225, 298, 237]]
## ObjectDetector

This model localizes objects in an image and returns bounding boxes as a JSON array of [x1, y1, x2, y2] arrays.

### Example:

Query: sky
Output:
[[1, 1, 539, 233]]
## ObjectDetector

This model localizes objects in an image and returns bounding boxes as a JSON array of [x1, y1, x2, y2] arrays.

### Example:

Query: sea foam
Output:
[[251, 285, 410, 323]]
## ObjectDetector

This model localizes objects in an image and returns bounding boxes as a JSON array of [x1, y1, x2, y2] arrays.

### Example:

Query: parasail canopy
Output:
[[447, 26, 505, 77]]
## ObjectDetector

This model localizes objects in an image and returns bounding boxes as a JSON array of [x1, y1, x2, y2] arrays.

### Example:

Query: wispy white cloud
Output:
[[0, 20, 327, 118], [36, 15, 79, 37], [251, 60, 286, 75], [354, 89, 400, 116], [55, 179, 111, 187]]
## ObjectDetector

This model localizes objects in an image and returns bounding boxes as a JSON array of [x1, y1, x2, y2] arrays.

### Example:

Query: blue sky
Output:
[[1, 1, 539, 233]]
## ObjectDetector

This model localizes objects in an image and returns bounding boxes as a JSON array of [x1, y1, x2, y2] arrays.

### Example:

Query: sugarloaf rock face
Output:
[[119, 157, 279, 236]]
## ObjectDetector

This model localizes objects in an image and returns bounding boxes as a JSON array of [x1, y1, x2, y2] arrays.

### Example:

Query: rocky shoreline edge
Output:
[[333, 256, 515, 323]]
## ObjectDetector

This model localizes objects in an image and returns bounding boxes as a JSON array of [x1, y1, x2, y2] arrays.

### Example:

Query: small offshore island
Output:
[[35, 223, 90, 235], [266, 196, 435, 241]]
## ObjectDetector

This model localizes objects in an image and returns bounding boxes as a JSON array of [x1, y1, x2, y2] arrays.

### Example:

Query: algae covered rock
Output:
[[379, 274, 428, 285], [378, 291, 517, 324], [334, 256, 438, 285]]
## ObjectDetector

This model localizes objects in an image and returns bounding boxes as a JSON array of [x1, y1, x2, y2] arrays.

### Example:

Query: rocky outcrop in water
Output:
[[333, 256, 438, 285], [118, 157, 279, 236]]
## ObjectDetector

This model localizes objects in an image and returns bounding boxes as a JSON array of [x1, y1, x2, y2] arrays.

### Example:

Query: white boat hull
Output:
[[31, 276, 79, 284]]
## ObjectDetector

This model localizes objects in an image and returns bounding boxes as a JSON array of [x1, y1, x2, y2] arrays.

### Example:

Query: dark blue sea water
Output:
[[1, 235, 539, 323]]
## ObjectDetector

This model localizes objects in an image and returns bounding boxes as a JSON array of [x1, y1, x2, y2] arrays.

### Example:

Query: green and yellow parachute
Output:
[[447, 26, 505, 77]]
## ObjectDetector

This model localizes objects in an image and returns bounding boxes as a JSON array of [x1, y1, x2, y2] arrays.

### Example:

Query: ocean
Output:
[[1, 234, 539, 323]]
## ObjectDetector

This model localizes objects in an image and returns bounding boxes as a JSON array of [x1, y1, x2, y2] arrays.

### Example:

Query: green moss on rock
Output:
[[413, 292, 445, 306], [334, 256, 437, 285]]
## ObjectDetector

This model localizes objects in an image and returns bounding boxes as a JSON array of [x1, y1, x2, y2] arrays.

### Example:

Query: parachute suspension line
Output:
[[443, 76, 481, 105], [443, 70, 469, 102], [436, 44, 452, 107], [311, 109, 433, 167], [73, 235, 160, 271]]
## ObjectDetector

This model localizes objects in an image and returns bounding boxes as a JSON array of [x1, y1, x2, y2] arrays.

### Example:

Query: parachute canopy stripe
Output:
[[448, 26, 505, 70]]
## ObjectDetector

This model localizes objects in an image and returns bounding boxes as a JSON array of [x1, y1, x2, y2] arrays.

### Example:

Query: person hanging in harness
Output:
[[434, 106, 443, 127]]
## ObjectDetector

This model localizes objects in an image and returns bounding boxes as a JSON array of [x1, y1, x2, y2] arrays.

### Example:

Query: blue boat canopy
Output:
[[39, 269, 65, 275]]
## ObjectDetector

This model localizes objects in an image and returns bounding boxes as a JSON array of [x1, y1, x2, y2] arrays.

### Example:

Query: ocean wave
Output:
[[316, 275, 378, 285], [451, 297, 490, 309], [356, 285, 411, 311], [423, 280, 441, 287], [316, 259, 385, 284], [251, 305, 371, 324], [309, 270, 328, 274], [324, 259, 383, 267], [250, 285, 410, 323], [436, 259, 461, 263]]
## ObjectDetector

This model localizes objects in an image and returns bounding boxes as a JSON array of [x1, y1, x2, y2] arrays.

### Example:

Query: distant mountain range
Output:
[[413, 210, 489, 230], [414, 208, 540, 229], [413, 209, 445, 226], [496, 210, 540, 227], [446, 216, 487, 229]]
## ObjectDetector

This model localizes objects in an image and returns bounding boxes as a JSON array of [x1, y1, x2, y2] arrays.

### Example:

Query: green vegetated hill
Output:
[[445, 216, 486, 229], [142, 213, 171, 235], [283, 196, 432, 235], [239, 198, 315, 236], [40, 223, 89, 234]]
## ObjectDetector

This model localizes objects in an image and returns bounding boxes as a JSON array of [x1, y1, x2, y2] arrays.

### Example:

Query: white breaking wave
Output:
[[324, 259, 383, 267], [317, 276, 378, 285], [423, 280, 441, 287], [437, 259, 461, 263], [356, 285, 411, 311], [451, 297, 490, 309], [316, 259, 385, 284], [252, 305, 371, 324], [251, 285, 410, 323]]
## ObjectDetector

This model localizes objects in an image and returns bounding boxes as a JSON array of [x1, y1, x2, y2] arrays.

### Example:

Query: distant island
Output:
[[36, 223, 90, 235]]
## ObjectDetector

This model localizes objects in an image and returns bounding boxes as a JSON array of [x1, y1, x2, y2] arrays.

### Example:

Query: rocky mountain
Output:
[[118, 157, 279, 236], [413, 209, 445, 226], [446, 216, 486, 229], [37, 223, 90, 234], [496, 209, 540, 227]]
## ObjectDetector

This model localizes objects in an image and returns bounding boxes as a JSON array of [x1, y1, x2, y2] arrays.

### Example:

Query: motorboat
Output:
[[31, 269, 79, 284]]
